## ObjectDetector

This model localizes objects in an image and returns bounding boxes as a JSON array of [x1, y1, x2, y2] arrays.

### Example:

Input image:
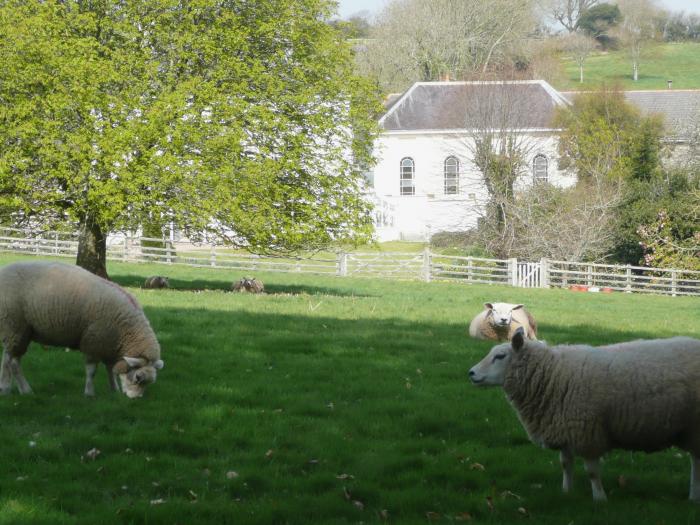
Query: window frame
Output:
[[400, 157, 415, 196], [533, 154, 548, 183], [443, 156, 459, 195]]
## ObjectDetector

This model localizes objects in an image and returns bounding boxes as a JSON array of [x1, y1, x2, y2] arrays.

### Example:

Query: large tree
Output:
[[0, 0, 380, 277], [540, 0, 598, 33], [356, 0, 537, 92]]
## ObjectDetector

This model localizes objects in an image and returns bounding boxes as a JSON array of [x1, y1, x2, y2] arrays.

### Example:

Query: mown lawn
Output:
[[556, 42, 700, 91], [0, 253, 699, 524]]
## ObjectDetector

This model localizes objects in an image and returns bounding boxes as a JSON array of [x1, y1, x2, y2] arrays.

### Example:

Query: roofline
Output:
[[561, 89, 700, 94], [378, 79, 571, 128], [378, 83, 421, 127], [382, 127, 563, 136]]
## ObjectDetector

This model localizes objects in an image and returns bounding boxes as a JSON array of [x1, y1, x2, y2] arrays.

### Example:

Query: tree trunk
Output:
[[76, 217, 109, 279], [580, 65, 584, 83]]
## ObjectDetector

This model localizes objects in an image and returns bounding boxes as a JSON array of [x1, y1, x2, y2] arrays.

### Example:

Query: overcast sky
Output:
[[336, 0, 700, 20]]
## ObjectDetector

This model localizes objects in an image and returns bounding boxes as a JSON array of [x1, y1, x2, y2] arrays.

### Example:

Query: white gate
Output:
[[517, 262, 541, 288]]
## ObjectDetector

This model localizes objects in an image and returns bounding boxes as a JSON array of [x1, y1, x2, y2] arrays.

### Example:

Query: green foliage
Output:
[[0, 0, 382, 269], [555, 89, 664, 183], [0, 254, 699, 524], [577, 3, 621, 49], [637, 183, 700, 271]]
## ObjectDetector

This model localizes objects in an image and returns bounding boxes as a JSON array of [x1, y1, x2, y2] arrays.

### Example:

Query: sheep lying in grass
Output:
[[468, 302, 537, 341], [0, 261, 164, 398], [232, 277, 264, 294], [469, 329, 700, 501], [144, 275, 170, 289]]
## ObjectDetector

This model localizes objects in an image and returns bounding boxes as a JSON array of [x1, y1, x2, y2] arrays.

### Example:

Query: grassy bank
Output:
[[556, 42, 700, 91], [0, 254, 699, 524]]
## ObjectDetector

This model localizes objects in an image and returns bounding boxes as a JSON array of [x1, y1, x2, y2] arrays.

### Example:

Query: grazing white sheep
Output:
[[469, 329, 700, 501], [0, 261, 164, 398], [232, 277, 264, 294], [468, 302, 537, 341], [144, 275, 170, 289]]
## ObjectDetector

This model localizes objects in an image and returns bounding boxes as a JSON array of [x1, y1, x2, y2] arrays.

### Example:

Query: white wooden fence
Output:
[[0, 227, 697, 297]]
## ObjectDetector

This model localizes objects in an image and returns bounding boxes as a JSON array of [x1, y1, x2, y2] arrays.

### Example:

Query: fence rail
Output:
[[0, 227, 697, 297]]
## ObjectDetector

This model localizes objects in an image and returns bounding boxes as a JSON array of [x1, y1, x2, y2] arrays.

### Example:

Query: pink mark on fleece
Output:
[[101, 277, 140, 310]]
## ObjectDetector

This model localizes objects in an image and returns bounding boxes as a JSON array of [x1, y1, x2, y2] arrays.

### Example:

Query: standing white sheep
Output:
[[0, 261, 164, 398], [469, 329, 700, 501], [468, 302, 537, 341]]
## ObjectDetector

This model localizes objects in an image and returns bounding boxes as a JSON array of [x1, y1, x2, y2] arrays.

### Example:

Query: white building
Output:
[[369, 80, 574, 241], [369, 80, 700, 242]]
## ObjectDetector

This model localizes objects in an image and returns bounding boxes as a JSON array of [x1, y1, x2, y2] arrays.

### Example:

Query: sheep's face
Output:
[[469, 342, 512, 386], [119, 357, 164, 398], [485, 303, 523, 328]]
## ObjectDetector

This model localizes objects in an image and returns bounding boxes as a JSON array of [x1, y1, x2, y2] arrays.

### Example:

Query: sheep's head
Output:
[[485, 302, 523, 328], [118, 356, 164, 398], [469, 328, 526, 386]]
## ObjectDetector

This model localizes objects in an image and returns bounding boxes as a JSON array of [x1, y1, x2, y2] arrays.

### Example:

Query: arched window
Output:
[[533, 154, 548, 183], [400, 157, 415, 195], [444, 156, 459, 195]]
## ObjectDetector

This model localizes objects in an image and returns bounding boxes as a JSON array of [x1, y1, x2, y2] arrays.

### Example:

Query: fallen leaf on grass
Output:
[[426, 511, 441, 521], [379, 509, 389, 520], [226, 471, 240, 479], [469, 462, 485, 471], [501, 490, 522, 500], [336, 473, 354, 480], [352, 500, 364, 510], [518, 506, 529, 517], [486, 496, 494, 511], [188, 490, 198, 502], [150, 499, 165, 505], [82, 448, 100, 462], [618, 475, 627, 488], [455, 512, 472, 521], [265, 449, 274, 458]]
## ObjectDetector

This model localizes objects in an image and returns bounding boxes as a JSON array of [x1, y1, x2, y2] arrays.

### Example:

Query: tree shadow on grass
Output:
[[111, 273, 377, 298]]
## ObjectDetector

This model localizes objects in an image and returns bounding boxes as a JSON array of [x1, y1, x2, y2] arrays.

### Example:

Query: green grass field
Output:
[[556, 42, 700, 91], [1, 254, 699, 524]]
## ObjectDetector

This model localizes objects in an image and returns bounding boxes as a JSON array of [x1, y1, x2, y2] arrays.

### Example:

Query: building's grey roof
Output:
[[561, 90, 700, 139], [380, 80, 570, 132]]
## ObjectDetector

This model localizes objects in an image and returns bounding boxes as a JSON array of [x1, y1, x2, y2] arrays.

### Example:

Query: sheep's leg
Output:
[[0, 350, 12, 394], [560, 449, 574, 493], [105, 363, 119, 392], [9, 356, 32, 394], [84, 361, 98, 397], [583, 457, 607, 501], [689, 454, 700, 502]]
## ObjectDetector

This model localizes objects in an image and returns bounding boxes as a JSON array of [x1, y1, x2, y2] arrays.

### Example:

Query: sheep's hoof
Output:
[[0, 387, 11, 395]]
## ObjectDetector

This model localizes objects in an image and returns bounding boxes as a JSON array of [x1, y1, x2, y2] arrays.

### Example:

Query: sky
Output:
[[336, 0, 700, 20]]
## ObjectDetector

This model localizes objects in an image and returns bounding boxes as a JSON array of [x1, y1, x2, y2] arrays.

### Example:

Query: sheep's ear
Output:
[[511, 327, 526, 352], [153, 359, 164, 370], [123, 356, 147, 369], [484, 303, 494, 310], [512, 304, 524, 310]]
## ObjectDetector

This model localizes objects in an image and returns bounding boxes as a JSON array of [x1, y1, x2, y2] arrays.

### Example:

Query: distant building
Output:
[[369, 80, 574, 241], [369, 80, 700, 242]]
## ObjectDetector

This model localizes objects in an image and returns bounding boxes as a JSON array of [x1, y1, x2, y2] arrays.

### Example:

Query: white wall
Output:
[[370, 131, 575, 241]]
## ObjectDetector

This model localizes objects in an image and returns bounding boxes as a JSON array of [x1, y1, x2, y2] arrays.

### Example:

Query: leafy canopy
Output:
[[0, 0, 381, 257]]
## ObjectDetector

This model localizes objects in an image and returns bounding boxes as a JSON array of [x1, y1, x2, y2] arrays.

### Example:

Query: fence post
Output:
[[625, 265, 632, 293], [54, 232, 59, 255], [671, 270, 677, 297], [210, 245, 216, 267], [336, 252, 348, 277], [124, 237, 130, 262], [166, 241, 172, 265], [509, 258, 518, 287], [422, 248, 431, 282], [540, 258, 549, 288], [587, 264, 593, 287], [467, 256, 473, 282]]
